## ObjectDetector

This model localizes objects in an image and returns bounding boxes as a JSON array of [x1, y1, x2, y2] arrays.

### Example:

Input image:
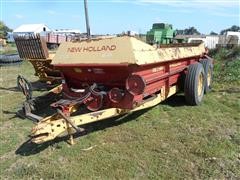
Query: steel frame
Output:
[[31, 85, 178, 144]]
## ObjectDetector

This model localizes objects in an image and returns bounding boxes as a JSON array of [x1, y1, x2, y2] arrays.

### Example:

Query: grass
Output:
[[0, 43, 18, 55], [0, 49, 240, 179]]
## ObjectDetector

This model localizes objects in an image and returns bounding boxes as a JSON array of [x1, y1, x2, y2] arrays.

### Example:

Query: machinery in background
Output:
[[14, 34, 61, 83], [146, 23, 177, 45]]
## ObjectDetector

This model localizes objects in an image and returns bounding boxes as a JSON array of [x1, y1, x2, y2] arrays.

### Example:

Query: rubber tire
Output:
[[184, 63, 205, 105], [0, 54, 22, 64], [200, 59, 213, 93]]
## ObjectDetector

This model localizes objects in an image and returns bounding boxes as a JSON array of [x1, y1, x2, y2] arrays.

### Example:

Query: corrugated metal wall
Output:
[[205, 36, 219, 49]]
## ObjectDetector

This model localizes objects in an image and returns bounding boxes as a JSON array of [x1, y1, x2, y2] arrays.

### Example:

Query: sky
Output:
[[1, 0, 239, 35]]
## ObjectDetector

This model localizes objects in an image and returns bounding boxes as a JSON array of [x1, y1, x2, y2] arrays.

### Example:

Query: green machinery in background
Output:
[[146, 23, 177, 45]]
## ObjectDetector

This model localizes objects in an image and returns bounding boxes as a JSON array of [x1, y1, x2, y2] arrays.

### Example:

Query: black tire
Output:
[[184, 63, 205, 105], [200, 59, 213, 93], [0, 54, 22, 65]]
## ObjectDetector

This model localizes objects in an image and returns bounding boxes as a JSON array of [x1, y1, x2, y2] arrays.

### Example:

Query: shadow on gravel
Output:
[[15, 109, 148, 156]]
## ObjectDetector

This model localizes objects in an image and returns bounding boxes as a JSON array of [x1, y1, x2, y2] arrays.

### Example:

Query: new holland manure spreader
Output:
[[17, 35, 213, 144]]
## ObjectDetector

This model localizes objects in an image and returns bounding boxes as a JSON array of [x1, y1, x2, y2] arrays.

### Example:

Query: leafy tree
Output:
[[176, 27, 201, 35], [185, 27, 200, 35], [0, 21, 12, 39], [220, 25, 240, 35], [176, 29, 184, 35], [210, 31, 218, 35]]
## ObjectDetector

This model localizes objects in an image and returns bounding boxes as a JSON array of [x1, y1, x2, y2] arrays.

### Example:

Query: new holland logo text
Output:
[[67, 45, 116, 53]]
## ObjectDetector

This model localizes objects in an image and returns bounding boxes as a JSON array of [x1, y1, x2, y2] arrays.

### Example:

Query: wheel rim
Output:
[[197, 72, 204, 97], [207, 68, 211, 87]]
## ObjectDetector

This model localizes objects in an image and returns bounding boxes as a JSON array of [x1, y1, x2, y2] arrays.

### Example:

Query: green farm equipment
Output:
[[146, 23, 176, 45]]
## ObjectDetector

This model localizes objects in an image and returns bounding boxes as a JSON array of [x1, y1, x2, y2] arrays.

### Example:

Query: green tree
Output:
[[185, 27, 200, 35], [220, 25, 240, 35], [176, 27, 201, 35], [210, 31, 218, 35], [0, 21, 12, 39]]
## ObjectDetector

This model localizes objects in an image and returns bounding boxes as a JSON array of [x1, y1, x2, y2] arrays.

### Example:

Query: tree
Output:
[[0, 21, 12, 39], [220, 25, 240, 35], [185, 27, 201, 35], [176, 29, 184, 35], [176, 27, 201, 35], [210, 31, 218, 35]]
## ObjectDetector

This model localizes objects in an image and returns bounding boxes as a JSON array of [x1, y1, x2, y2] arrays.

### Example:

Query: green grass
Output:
[[0, 52, 240, 179], [0, 43, 18, 55], [211, 46, 240, 83]]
